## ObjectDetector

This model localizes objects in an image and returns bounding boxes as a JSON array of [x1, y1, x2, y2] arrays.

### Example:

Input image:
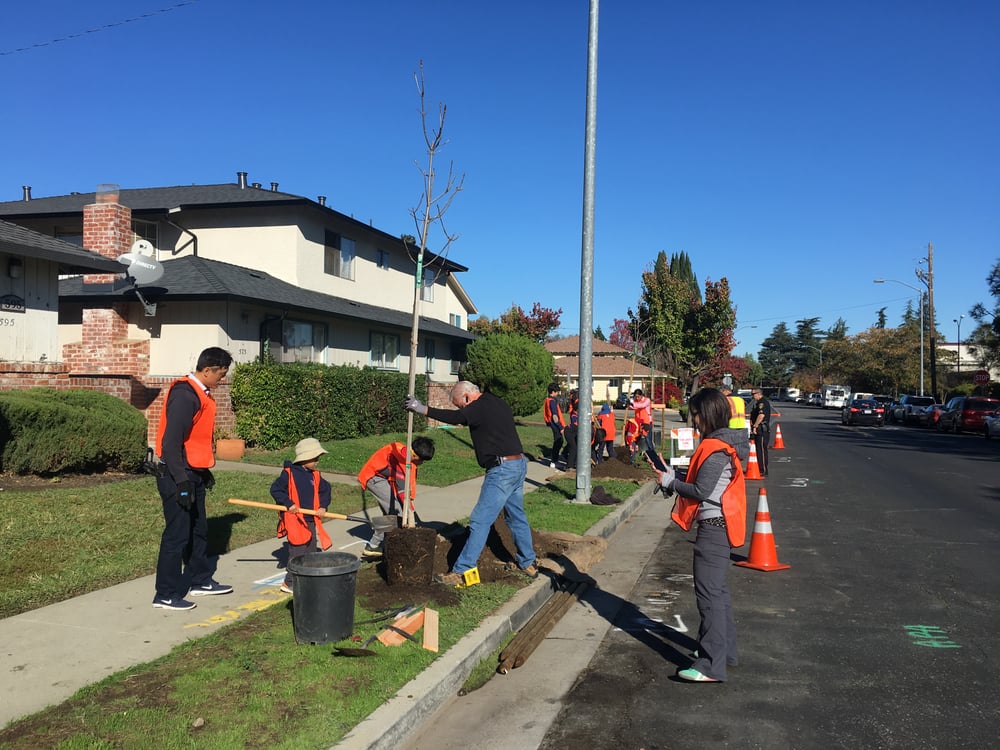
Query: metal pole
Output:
[[918, 292, 925, 396], [574, 0, 599, 504]]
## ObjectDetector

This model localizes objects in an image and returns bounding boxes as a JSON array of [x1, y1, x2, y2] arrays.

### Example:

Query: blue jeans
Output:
[[454, 456, 535, 573]]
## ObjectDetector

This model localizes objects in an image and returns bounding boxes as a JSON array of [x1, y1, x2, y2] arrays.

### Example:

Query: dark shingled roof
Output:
[[59, 255, 476, 341], [0, 219, 121, 274], [0, 183, 467, 273]]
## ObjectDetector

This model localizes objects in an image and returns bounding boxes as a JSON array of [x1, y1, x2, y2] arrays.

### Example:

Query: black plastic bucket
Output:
[[288, 551, 361, 645]]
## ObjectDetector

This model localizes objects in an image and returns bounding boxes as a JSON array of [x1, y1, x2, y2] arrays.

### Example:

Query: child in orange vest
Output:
[[596, 403, 616, 461], [623, 417, 640, 464], [271, 437, 333, 594]]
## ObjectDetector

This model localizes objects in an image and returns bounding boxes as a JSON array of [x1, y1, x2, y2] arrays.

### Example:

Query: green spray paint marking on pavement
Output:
[[904, 624, 961, 649]]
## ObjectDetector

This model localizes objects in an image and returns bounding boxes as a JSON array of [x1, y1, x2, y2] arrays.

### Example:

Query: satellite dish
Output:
[[117, 240, 164, 285]]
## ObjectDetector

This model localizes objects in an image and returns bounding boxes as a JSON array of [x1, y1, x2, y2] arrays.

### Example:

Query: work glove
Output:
[[404, 395, 428, 415], [175, 481, 194, 510]]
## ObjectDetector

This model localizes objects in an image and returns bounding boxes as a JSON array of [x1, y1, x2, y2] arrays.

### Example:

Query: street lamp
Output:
[[874, 278, 925, 396], [954, 315, 964, 372]]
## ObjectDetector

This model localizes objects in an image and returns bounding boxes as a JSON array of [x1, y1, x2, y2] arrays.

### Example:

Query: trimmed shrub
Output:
[[230, 362, 424, 450], [462, 333, 553, 417], [0, 388, 147, 475]]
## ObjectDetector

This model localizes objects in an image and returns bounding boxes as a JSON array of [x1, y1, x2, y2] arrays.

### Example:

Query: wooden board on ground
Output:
[[422, 607, 439, 652], [377, 609, 425, 646]]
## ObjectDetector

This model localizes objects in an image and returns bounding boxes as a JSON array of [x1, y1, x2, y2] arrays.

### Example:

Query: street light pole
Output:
[[954, 315, 964, 373], [873, 278, 924, 396]]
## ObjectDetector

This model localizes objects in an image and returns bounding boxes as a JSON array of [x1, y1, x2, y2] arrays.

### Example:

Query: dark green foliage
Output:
[[462, 333, 553, 416], [230, 362, 425, 449], [0, 389, 147, 475]]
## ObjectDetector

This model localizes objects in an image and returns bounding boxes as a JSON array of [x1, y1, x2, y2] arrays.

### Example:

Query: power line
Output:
[[0, 1, 199, 57]]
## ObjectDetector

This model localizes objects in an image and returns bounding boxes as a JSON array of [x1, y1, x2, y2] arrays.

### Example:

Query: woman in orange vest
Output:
[[629, 389, 654, 454], [271, 437, 334, 594], [650, 388, 749, 683]]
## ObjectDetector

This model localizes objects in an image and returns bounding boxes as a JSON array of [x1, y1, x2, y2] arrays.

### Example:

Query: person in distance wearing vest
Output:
[[648, 388, 749, 683], [720, 385, 748, 433], [271, 437, 334, 594], [152, 347, 234, 611], [543, 383, 566, 470], [357, 437, 436, 559]]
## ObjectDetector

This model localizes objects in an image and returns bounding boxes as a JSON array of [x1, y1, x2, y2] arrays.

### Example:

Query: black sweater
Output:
[[425, 392, 523, 469]]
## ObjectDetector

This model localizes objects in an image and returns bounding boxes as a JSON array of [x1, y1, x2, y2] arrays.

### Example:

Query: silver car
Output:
[[984, 408, 1000, 439]]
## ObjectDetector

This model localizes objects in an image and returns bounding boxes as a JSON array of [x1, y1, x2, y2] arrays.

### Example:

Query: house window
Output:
[[55, 227, 83, 246], [324, 231, 355, 280], [449, 313, 462, 328], [425, 339, 436, 373], [376, 249, 390, 270], [450, 341, 466, 375], [421, 269, 435, 302], [132, 219, 158, 250], [264, 319, 327, 363], [370, 331, 400, 370]]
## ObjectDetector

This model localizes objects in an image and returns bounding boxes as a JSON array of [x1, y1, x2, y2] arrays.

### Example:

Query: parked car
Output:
[[984, 408, 1000, 439], [614, 392, 630, 410], [841, 398, 885, 426], [872, 394, 894, 415], [893, 395, 936, 425], [807, 392, 823, 406], [917, 403, 946, 428], [936, 396, 1000, 434]]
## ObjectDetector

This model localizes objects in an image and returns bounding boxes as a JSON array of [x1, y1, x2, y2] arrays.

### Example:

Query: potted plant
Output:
[[214, 427, 245, 461]]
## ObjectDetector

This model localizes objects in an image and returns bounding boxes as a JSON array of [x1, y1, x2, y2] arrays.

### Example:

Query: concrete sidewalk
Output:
[[0, 457, 646, 733]]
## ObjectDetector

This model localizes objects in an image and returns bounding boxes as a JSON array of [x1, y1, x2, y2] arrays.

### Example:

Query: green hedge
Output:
[[0, 388, 147, 475], [230, 362, 426, 449]]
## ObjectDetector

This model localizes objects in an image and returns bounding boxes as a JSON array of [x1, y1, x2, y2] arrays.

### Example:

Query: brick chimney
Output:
[[63, 186, 149, 376]]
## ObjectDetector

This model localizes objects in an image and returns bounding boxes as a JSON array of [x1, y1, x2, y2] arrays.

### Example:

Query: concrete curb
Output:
[[333, 481, 654, 750]]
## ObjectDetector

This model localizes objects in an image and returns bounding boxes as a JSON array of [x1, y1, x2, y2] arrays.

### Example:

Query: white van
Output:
[[821, 385, 850, 410]]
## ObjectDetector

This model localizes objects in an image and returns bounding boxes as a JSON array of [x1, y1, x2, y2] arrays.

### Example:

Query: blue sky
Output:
[[3, 1, 998, 357]]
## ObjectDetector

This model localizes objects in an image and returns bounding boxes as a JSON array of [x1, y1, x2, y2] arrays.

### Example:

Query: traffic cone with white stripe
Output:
[[773, 424, 786, 450], [744, 439, 763, 480], [736, 488, 790, 571]]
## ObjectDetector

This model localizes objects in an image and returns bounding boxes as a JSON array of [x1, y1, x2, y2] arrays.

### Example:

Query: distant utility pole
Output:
[[926, 243, 937, 400]]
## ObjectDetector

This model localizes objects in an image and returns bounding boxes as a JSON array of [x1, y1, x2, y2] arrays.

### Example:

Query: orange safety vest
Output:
[[276, 467, 332, 549], [597, 411, 616, 441], [623, 418, 640, 446], [670, 437, 747, 548], [357, 442, 417, 505], [632, 396, 652, 425], [155, 377, 216, 469], [543, 396, 566, 427]]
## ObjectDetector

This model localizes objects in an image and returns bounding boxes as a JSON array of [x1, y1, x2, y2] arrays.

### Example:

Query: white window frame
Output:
[[421, 269, 435, 302], [370, 331, 400, 370], [324, 231, 356, 280], [449, 313, 462, 328], [424, 339, 436, 373]]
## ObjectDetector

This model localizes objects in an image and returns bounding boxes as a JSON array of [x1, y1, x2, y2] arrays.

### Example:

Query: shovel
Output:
[[227, 498, 396, 531]]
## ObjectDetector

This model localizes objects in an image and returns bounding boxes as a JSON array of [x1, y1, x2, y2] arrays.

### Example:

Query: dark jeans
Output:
[[548, 423, 564, 463], [563, 427, 578, 468], [690, 523, 738, 680], [155, 470, 213, 599], [754, 426, 770, 475]]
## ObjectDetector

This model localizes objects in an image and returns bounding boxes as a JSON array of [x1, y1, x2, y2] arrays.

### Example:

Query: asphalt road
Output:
[[409, 403, 1000, 750]]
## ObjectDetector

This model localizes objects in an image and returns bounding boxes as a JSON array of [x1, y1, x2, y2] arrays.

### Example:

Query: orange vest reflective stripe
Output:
[[155, 377, 216, 469], [597, 412, 616, 440], [727, 395, 747, 429], [358, 442, 416, 503], [276, 467, 332, 549], [670, 437, 747, 547]]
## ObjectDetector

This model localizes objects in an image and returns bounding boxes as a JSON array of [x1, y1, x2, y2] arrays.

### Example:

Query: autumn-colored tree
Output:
[[608, 318, 636, 352], [468, 302, 562, 343], [633, 251, 736, 394]]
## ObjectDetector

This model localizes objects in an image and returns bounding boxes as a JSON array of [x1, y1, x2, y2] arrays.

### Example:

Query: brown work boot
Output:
[[434, 571, 464, 587]]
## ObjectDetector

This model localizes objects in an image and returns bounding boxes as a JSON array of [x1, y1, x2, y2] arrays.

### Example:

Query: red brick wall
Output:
[[82, 202, 131, 284]]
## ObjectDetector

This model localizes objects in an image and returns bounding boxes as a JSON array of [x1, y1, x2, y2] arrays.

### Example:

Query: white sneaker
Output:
[[550, 461, 557, 469]]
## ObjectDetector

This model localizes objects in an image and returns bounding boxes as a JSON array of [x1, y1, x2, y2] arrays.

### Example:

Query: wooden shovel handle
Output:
[[227, 497, 349, 521]]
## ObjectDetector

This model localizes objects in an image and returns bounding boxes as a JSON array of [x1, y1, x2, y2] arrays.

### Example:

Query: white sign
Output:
[[672, 427, 695, 451]]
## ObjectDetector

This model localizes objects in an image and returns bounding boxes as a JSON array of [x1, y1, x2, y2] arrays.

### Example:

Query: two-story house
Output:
[[0, 174, 477, 439]]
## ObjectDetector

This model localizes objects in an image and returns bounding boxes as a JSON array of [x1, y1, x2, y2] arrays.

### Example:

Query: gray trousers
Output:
[[689, 522, 738, 681], [365, 475, 399, 549]]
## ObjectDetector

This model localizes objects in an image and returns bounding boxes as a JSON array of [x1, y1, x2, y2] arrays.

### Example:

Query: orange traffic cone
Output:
[[773, 424, 786, 450], [744, 440, 763, 480], [736, 488, 791, 571]]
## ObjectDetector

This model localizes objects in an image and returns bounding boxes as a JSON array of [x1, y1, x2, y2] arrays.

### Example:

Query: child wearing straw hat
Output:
[[271, 437, 333, 594]]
